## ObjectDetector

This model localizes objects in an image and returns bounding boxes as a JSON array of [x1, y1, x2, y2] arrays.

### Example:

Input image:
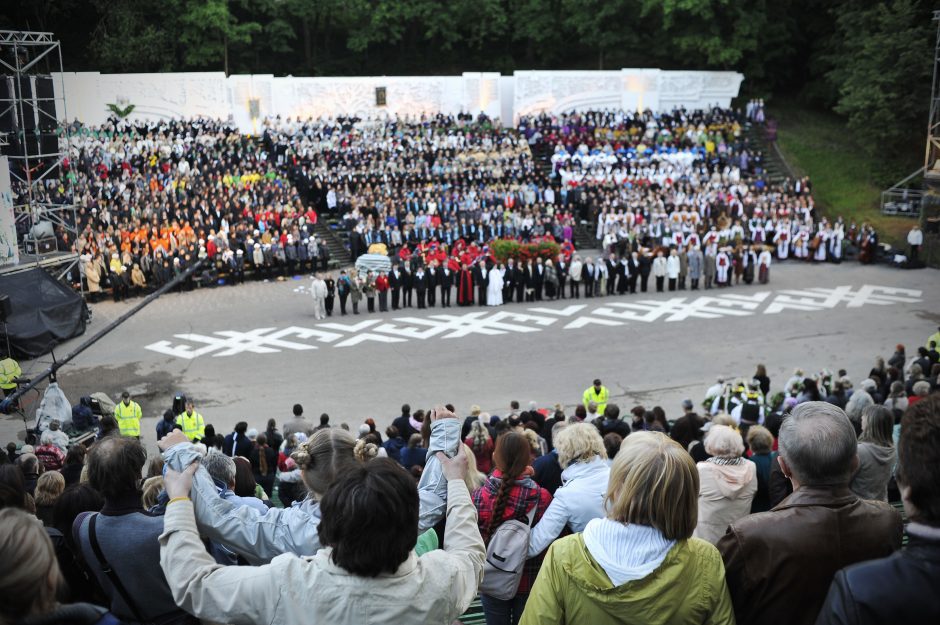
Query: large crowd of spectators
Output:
[[1, 331, 938, 625], [14, 104, 883, 306], [522, 108, 880, 265]]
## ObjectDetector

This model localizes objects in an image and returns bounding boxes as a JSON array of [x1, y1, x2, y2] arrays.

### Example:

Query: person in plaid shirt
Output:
[[472, 431, 552, 625]]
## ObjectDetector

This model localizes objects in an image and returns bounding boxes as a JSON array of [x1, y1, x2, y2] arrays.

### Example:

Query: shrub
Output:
[[490, 240, 560, 263]]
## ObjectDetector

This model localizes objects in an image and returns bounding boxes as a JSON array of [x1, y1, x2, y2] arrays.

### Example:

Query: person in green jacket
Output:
[[582, 379, 609, 416], [927, 327, 940, 350], [519, 431, 735, 625]]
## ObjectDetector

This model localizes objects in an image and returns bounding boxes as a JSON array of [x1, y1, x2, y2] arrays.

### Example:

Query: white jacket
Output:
[[159, 481, 484, 625], [652, 256, 668, 277], [666, 255, 680, 279], [528, 457, 610, 556]]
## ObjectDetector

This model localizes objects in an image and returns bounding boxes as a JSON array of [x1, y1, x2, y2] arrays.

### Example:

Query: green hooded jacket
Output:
[[520, 533, 735, 625]]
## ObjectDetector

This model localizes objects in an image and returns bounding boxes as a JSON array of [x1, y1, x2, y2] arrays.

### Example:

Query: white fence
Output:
[[53, 69, 743, 131]]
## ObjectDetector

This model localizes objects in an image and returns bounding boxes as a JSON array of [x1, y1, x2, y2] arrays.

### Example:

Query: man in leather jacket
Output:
[[717, 402, 903, 625], [815, 394, 940, 625]]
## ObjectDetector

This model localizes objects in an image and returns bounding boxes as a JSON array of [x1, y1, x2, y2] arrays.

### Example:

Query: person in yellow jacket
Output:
[[927, 326, 940, 350], [0, 355, 21, 398], [114, 391, 142, 438], [175, 400, 205, 441], [582, 379, 609, 416]]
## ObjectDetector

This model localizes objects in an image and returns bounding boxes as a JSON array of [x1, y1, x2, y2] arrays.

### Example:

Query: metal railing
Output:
[[881, 166, 925, 217], [881, 188, 924, 217]]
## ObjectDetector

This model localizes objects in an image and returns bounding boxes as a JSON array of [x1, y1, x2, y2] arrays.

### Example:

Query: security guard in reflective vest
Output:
[[175, 400, 205, 441], [0, 355, 21, 398], [582, 378, 610, 415], [114, 391, 142, 438]]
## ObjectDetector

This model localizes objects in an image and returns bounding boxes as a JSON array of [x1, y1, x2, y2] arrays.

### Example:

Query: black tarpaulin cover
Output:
[[0, 268, 86, 358]]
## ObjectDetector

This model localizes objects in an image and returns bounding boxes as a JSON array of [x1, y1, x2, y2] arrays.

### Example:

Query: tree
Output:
[[89, 0, 178, 72], [640, 0, 767, 68], [177, 0, 261, 75], [562, 0, 644, 70], [826, 0, 933, 179]]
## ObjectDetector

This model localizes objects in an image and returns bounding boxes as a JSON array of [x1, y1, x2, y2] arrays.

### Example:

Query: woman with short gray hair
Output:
[[694, 425, 757, 544]]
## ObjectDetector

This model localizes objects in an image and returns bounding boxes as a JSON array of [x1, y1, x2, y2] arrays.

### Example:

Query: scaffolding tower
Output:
[[0, 30, 80, 286]]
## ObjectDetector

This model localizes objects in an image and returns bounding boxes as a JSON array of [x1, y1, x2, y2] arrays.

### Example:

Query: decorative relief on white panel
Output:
[[659, 73, 705, 96], [702, 72, 740, 91]]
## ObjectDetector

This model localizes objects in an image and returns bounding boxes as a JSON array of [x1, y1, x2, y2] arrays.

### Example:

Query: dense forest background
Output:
[[2, 0, 936, 184]]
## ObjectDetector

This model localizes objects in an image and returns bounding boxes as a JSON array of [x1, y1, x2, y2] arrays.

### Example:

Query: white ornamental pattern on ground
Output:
[[145, 285, 922, 359]]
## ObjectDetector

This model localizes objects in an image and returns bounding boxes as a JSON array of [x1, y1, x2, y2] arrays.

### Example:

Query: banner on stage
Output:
[[0, 156, 17, 267]]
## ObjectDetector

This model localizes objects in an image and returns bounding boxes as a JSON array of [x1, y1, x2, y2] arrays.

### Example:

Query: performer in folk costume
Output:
[[715, 247, 731, 286], [829, 222, 844, 262], [858, 226, 878, 264], [748, 216, 764, 245], [758, 247, 772, 284], [457, 262, 474, 306], [703, 227, 719, 256], [673, 230, 685, 250], [774, 223, 790, 259], [742, 245, 758, 284], [731, 247, 744, 285], [793, 227, 810, 260], [813, 227, 828, 262]]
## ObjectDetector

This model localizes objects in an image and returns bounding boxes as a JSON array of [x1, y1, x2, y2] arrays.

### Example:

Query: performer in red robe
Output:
[[457, 262, 474, 306]]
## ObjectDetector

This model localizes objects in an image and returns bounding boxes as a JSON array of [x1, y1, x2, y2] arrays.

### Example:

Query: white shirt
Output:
[[907, 229, 923, 246]]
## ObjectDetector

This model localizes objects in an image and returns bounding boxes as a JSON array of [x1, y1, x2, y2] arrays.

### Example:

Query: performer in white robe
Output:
[[793, 228, 810, 259], [829, 225, 844, 261], [311, 274, 328, 319], [813, 229, 829, 262], [775, 225, 790, 259], [486, 265, 504, 306]]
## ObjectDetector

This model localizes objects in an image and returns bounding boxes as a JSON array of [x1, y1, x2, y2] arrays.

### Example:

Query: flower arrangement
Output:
[[490, 239, 561, 263]]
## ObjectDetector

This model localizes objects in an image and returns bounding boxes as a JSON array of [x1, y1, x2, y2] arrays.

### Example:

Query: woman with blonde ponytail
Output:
[[0, 508, 118, 625], [158, 405, 463, 566], [472, 431, 552, 625], [353, 437, 380, 462]]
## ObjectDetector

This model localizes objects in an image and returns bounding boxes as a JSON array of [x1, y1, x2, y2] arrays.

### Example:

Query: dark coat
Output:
[[392, 415, 418, 440], [223, 432, 253, 458], [718, 487, 903, 625], [815, 532, 940, 625]]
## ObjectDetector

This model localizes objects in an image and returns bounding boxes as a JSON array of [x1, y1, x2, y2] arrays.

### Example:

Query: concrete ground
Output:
[[3, 261, 938, 452]]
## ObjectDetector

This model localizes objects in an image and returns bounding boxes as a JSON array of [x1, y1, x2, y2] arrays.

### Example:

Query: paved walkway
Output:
[[3, 262, 937, 450]]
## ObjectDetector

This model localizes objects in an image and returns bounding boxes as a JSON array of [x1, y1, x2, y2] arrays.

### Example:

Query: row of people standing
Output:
[[318, 244, 775, 319]]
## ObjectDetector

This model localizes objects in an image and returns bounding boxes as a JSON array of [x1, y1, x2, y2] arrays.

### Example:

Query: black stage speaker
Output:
[[375, 86, 387, 107], [40, 132, 58, 156], [0, 294, 10, 323], [35, 76, 56, 130], [15, 76, 35, 130], [0, 76, 15, 133]]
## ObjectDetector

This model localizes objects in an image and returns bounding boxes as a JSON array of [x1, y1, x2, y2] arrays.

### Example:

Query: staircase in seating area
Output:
[[743, 121, 793, 185], [530, 140, 599, 253], [530, 140, 555, 180], [314, 217, 351, 268], [574, 223, 599, 253]]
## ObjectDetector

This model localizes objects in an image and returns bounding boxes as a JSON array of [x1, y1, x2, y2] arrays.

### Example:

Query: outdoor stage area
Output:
[[2, 261, 938, 448]]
